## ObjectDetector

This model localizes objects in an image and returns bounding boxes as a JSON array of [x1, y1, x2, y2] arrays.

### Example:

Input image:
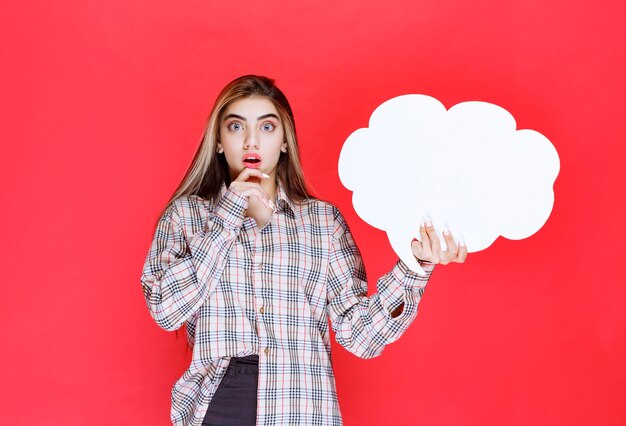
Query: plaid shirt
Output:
[[141, 184, 434, 426]]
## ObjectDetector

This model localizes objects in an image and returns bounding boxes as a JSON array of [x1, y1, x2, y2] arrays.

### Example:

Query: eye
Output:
[[261, 122, 275, 132], [227, 122, 243, 131]]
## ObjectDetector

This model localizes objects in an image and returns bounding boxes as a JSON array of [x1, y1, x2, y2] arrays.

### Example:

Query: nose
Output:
[[243, 130, 260, 149]]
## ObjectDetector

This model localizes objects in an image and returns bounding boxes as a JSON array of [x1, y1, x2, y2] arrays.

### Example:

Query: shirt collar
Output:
[[275, 183, 295, 214]]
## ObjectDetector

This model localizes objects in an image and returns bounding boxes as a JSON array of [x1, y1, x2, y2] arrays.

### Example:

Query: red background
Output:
[[2, 1, 625, 425]]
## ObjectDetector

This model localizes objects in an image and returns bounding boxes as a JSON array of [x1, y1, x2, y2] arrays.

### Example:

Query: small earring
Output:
[[217, 148, 224, 154], [281, 147, 287, 153]]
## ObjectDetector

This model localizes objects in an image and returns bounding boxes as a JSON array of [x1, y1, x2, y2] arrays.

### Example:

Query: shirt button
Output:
[[259, 306, 265, 314], [264, 347, 269, 355]]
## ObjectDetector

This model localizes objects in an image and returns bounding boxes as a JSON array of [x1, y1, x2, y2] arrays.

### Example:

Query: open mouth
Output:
[[242, 153, 262, 168]]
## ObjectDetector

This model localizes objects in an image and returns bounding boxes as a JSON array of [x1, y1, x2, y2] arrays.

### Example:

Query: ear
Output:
[[216, 140, 224, 154], [281, 141, 288, 153]]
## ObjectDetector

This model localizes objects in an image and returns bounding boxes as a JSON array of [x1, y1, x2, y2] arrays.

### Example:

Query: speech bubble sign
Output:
[[338, 95, 560, 275]]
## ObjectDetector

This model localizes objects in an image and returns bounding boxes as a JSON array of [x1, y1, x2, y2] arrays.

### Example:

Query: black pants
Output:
[[202, 355, 259, 426]]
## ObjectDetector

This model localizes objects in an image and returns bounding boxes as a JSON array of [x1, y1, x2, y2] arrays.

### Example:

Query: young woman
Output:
[[141, 75, 467, 426]]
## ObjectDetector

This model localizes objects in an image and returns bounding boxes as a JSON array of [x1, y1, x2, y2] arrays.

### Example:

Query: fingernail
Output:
[[262, 173, 270, 179], [459, 238, 466, 247], [269, 200, 275, 210], [425, 218, 432, 227], [443, 226, 450, 236]]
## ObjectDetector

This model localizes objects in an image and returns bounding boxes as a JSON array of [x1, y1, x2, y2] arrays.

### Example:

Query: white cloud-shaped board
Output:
[[338, 95, 560, 275]]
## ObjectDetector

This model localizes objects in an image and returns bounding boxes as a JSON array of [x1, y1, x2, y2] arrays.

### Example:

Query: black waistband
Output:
[[232, 355, 259, 365]]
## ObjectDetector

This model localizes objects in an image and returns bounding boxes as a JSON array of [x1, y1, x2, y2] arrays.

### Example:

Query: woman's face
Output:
[[218, 96, 287, 181]]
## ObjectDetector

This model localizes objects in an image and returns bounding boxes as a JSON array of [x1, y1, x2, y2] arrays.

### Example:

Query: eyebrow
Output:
[[223, 113, 280, 121]]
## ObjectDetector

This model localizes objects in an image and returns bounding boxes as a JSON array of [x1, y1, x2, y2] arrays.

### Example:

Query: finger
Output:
[[231, 184, 271, 207], [234, 168, 270, 182], [252, 190, 272, 208], [241, 188, 272, 207], [424, 218, 441, 263], [230, 181, 271, 198], [455, 239, 468, 263], [413, 224, 433, 263], [252, 186, 273, 208], [441, 227, 459, 264]]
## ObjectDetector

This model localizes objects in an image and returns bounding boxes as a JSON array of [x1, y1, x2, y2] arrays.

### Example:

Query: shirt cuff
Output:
[[212, 188, 248, 230], [391, 259, 435, 290]]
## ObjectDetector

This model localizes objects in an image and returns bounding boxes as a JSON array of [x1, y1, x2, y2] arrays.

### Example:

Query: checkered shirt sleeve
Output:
[[140, 189, 249, 331], [326, 206, 435, 359]]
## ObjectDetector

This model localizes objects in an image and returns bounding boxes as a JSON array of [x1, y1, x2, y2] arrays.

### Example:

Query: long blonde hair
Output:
[[163, 75, 313, 215]]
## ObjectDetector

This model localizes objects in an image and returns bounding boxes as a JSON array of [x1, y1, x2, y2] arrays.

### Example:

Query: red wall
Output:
[[2, 1, 625, 424]]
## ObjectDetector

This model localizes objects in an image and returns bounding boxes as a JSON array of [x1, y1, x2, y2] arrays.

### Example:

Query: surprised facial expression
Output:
[[218, 96, 287, 181]]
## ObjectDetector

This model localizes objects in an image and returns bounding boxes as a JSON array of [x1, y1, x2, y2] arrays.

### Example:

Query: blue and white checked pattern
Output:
[[141, 185, 434, 426]]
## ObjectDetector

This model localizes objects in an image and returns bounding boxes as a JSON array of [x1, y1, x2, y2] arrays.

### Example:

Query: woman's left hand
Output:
[[411, 219, 468, 265]]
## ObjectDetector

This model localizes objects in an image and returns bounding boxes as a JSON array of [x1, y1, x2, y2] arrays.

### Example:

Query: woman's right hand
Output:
[[228, 169, 273, 210]]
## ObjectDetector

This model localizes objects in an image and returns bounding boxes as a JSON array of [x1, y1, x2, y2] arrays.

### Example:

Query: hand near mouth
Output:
[[228, 168, 275, 212], [245, 175, 263, 184]]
